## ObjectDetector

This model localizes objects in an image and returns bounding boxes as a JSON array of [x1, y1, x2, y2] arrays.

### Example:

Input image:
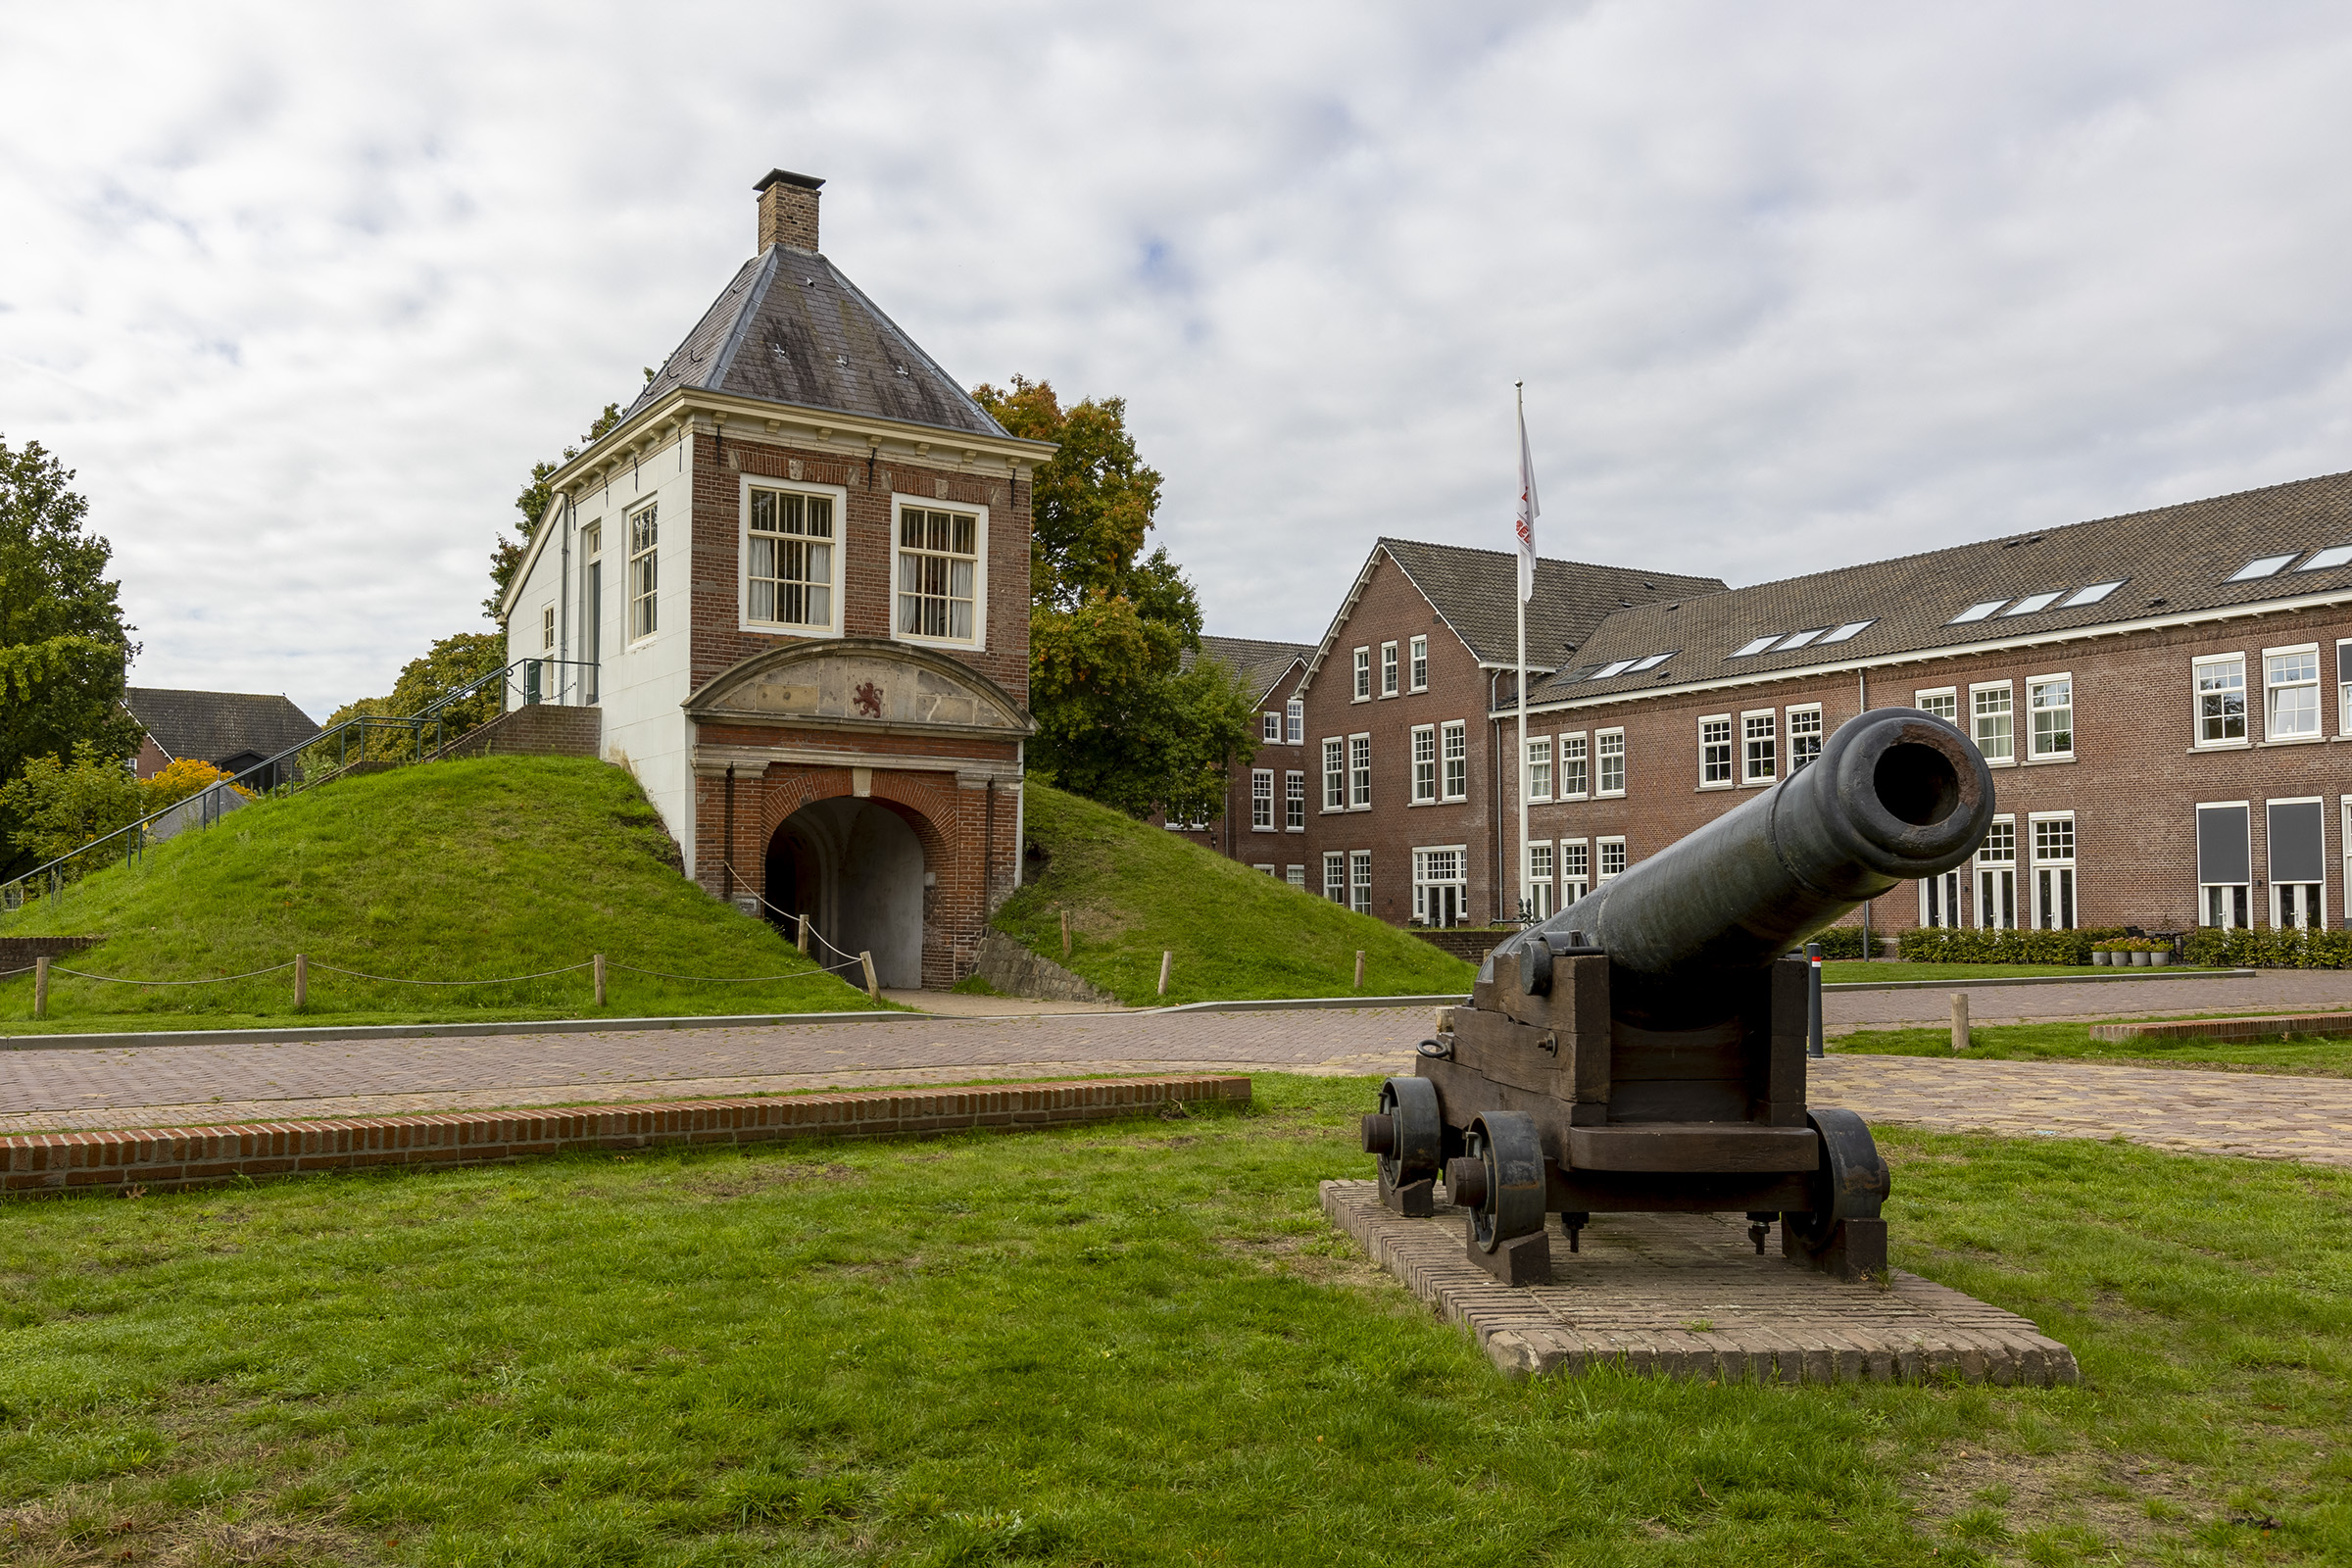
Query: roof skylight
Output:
[[2001, 591, 2063, 616], [1820, 619, 1876, 642], [1730, 634, 1781, 658], [2230, 554, 2296, 581], [1593, 659, 1637, 679], [1950, 600, 2006, 623], [1777, 628, 1829, 650], [2060, 581, 2124, 607], [2298, 545, 2352, 571], [1629, 652, 1676, 671]]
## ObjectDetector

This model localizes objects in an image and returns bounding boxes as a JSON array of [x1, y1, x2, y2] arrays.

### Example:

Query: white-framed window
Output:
[[2194, 656, 2247, 747], [1410, 725, 1437, 804], [2338, 642, 2352, 737], [1560, 839, 1591, 905], [1788, 705, 1824, 772], [1699, 715, 1734, 787], [1323, 852, 1348, 904], [1972, 682, 2014, 764], [1915, 688, 1958, 725], [1285, 864, 1306, 891], [627, 500, 660, 642], [541, 604, 556, 652], [1596, 836, 1627, 880], [744, 481, 843, 632], [1261, 711, 1281, 743], [1411, 845, 1468, 926], [2030, 813, 2076, 930], [2196, 802, 2251, 929], [1285, 698, 1303, 744], [1285, 770, 1305, 831], [2027, 675, 2074, 760], [1526, 841, 1556, 920], [1560, 732, 1589, 799], [893, 501, 986, 646], [1975, 816, 2017, 930], [1596, 729, 1625, 797], [1408, 635, 1429, 692], [1349, 734, 1372, 808], [1250, 768, 1275, 831], [1381, 641, 1399, 697], [580, 522, 604, 702], [1348, 850, 1372, 914], [2266, 645, 2322, 741], [1920, 868, 1963, 928], [1442, 721, 1467, 801], [1526, 736, 1552, 803], [1742, 710, 1777, 784], [1253, 863, 1278, 877], [2269, 797, 2326, 929], [1352, 647, 1371, 701], [1322, 738, 1347, 810]]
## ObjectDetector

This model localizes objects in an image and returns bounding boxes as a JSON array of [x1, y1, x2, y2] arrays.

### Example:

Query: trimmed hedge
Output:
[[1897, 927, 2130, 965], [2182, 926, 2352, 969], [1793, 926, 1872, 960]]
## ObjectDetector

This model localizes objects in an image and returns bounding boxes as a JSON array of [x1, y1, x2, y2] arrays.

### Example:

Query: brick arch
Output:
[[752, 765, 975, 989]]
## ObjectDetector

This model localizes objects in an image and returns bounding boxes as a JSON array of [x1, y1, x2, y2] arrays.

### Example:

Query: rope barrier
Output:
[[602, 961, 840, 983], [718, 862, 867, 967], [306, 961, 594, 987], [49, 962, 296, 986]]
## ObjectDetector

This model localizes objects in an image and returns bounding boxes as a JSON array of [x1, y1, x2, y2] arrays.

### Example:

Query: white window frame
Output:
[[1526, 840, 1557, 921], [1380, 641, 1399, 697], [541, 603, 556, 652], [1971, 681, 2015, 765], [1348, 850, 1372, 914], [1741, 710, 1777, 785], [626, 499, 660, 644], [1253, 863, 1278, 877], [1409, 724, 1437, 804], [1914, 687, 1958, 725], [2029, 811, 2076, 930], [1595, 728, 1625, 798], [2264, 642, 2323, 743], [1285, 864, 1306, 891], [1285, 698, 1304, 745], [1351, 647, 1371, 702], [1788, 704, 1825, 773], [1408, 634, 1429, 692], [2270, 796, 2328, 930], [1323, 852, 1348, 904], [889, 495, 990, 650], [1262, 711, 1282, 743], [1321, 738, 1346, 811], [1525, 736, 1552, 803], [2198, 800, 2252, 930], [1250, 768, 1275, 831], [1698, 714, 1734, 788], [1975, 815, 2018, 930], [1559, 839, 1591, 906], [1559, 732, 1590, 800], [1441, 720, 1468, 801], [1410, 844, 1469, 925], [2192, 654, 2249, 749], [1596, 836, 1628, 881], [1919, 867, 1964, 929], [1285, 770, 1305, 831], [2026, 673, 2074, 761], [1349, 733, 1372, 809], [740, 475, 849, 636]]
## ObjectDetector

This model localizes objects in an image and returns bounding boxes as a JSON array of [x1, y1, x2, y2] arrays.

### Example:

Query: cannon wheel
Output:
[[1787, 1106, 1890, 1253], [1376, 1076, 1443, 1192], [1463, 1111, 1546, 1254]]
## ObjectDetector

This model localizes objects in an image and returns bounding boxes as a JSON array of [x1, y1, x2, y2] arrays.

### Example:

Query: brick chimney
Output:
[[755, 169, 823, 253]]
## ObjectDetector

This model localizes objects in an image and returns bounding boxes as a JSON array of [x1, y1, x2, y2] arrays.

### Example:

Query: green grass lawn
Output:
[[994, 785, 1475, 1004], [1834, 1019, 2352, 1076], [0, 758, 884, 1034], [2, 1076, 2345, 1566]]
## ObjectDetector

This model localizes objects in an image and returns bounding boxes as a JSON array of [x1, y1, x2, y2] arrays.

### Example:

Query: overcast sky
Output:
[[8, 2, 2352, 719]]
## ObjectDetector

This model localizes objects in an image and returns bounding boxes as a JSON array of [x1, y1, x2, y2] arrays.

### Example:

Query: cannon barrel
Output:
[[1505, 708, 1992, 1021]]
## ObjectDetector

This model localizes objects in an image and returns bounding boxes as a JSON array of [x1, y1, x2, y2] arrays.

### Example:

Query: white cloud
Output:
[[5, 1, 2352, 716]]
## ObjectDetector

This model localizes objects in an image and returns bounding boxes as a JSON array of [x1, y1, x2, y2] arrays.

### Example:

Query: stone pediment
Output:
[[683, 638, 1033, 737]]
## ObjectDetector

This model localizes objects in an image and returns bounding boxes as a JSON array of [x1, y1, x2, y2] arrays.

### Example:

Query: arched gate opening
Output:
[[763, 797, 926, 989]]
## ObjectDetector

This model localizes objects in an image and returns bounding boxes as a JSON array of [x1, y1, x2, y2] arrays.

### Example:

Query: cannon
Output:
[[1361, 708, 1993, 1285]]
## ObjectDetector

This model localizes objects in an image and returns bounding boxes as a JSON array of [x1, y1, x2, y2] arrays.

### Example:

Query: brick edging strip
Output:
[[1, 1074, 1251, 1197], [2089, 1011, 2352, 1044]]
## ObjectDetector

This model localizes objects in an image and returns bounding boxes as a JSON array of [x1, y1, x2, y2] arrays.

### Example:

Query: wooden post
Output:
[[1950, 991, 1970, 1053], [294, 954, 308, 1008], [594, 954, 607, 1007], [1353, 950, 1365, 991], [859, 951, 880, 1001], [32, 956, 47, 1020], [1061, 907, 1071, 958], [1156, 950, 1173, 997], [796, 913, 809, 955]]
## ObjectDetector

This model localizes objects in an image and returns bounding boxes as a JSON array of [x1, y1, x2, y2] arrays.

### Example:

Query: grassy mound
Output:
[[0, 757, 880, 1032], [994, 784, 1476, 1004]]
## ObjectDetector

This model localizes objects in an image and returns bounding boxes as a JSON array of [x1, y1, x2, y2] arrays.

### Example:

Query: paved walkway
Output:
[[5, 1000, 2350, 1165]]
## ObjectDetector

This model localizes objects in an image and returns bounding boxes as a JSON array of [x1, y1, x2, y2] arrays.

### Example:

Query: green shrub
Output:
[[1789, 925, 1871, 959], [2182, 925, 2352, 969], [1896, 926, 2128, 964]]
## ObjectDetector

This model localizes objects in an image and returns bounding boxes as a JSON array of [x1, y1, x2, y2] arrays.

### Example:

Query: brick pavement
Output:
[[5, 998, 2350, 1165], [1825, 968, 2352, 1031]]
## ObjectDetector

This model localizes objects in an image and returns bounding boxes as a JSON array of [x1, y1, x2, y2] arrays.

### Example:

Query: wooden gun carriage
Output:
[[1360, 708, 1993, 1285]]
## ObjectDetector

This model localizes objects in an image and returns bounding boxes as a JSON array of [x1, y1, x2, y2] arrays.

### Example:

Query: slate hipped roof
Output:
[[1533, 468, 2352, 706], [1189, 635, 1314, 705], [122, 689, 320, 766], [621, 246, 1010, 441]]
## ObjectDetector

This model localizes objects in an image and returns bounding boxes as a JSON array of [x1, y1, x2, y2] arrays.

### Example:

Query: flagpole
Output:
[[1514, 381, 1530, 928]]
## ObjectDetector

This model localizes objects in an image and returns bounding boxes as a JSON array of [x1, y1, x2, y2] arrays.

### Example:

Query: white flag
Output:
[[1514, 397, 1541, 603]]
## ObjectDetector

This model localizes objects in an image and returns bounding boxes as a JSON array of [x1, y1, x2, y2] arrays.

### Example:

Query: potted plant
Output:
[[2091, 941, 2114, 966], [2149, 938, 2172, 967]]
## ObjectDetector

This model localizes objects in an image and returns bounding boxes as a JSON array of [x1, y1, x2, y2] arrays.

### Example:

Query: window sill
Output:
[[1349, 805, 1372, 812], [1698, 781, 1735, 792], [1250, 826, 1277, 834], [1594, 791, 1626, 801], [2261, 735, 2327, 748], [892, 631, 984, 653], [1741, 779, 1775, 789], [2022, 755, 2076, 766], [2188, 740, 2250, 753], [1285, 826, 1304, 834]]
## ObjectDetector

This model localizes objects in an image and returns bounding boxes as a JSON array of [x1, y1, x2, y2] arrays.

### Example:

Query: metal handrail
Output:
[[0, 657, 598, 910]]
